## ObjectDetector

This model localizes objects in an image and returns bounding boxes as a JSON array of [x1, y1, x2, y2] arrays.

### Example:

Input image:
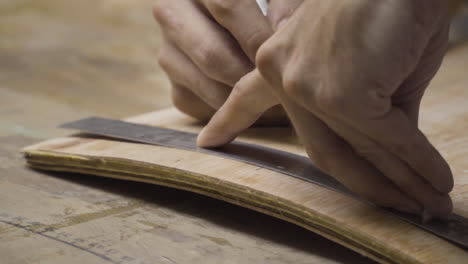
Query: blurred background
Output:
[[0, 0, 169, 139], [451, 2, 468, 47], [0, 1, 467, 263], [1, 0, 467, 140]]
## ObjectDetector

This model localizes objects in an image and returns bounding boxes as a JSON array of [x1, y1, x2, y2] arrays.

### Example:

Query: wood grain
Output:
[[3, 0, 468, 263], [1, 0, 376, 263], [18, 14, 468, 262], [23, 101, 468, 264]]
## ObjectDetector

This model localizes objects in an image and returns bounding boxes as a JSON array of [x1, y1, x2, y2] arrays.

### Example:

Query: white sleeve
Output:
[[256, 0, 268, 16]]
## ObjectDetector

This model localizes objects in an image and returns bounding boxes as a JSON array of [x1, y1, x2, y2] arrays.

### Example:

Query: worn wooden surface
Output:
[[0, 0, 380, 263], [22, 94, 468, 264]]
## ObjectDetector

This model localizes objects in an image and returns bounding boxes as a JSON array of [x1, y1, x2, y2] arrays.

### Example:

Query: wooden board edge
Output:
[[23, 149, 421, 264]]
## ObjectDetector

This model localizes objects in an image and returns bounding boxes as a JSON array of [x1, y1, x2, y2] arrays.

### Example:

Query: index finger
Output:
[[197, 70, 278, 147], [197, 0, 273, 61]]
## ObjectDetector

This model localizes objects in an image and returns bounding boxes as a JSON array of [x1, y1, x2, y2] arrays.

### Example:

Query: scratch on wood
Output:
[[30, 201, 143, 233], [0, 220, 120, 264], [199, 234, 234, 248]]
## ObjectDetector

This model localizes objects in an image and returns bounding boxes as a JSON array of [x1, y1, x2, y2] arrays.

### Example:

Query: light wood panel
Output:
[[23, 102, 468, 264], [1, 0, 375, 263], [4, 0, 468, 263]]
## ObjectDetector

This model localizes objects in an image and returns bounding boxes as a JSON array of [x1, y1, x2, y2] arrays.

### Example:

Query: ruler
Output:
[[60, 117, 468, 250]]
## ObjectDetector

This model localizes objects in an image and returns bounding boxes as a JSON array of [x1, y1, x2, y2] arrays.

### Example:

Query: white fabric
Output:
[[256, 0, 268, 16]]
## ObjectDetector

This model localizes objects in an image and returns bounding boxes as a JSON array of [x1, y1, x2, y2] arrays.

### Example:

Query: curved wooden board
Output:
[[23, 108, 468, 264]]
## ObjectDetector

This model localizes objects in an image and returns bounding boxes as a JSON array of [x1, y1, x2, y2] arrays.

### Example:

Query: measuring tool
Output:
[[60, 117, 468, 250]]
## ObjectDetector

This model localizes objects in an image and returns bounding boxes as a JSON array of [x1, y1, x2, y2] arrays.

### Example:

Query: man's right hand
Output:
[[198, 0, 454, 219], [155, 0, 454, 219]]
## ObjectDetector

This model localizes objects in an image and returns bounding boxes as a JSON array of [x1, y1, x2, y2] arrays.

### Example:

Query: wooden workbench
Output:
[[1, 1, 466, 263], [0, 0, 376, 263]]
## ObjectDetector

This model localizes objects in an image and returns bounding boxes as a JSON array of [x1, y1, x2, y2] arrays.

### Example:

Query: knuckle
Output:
[[316, 89, 348, 114], [206, 0, 237, 15], [157, 53, 170, 70], [194, 45, 225, 77], [282, 71, 304, 99], [244, 28, 270, 55], [153, 0, 180, 29], [172, 87, 213, 121], [171, 86, 190, 111], [227, 81, 253, 110], [195, 43, 251, 86], [228, 73, 277, 113], [171, 86, 198, 115], [234, 74, 256, 94], [195, 46, 218, 68], [230, 83, 249, 101], [153, 0, 170, 22], [256, 40, 278, 72], [256, 39, 284, 85]]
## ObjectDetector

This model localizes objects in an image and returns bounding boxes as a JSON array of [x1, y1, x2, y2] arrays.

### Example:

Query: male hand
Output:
[[153, 0, 288, 124], [198, 0, 454, 218]]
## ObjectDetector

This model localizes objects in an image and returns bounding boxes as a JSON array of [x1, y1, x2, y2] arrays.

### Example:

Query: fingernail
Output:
[[196, 127, 210, 147], [197, 126, 233, 148]]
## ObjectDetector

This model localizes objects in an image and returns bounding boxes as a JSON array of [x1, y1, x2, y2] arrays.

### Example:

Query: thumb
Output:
[[197, 70, 278, 148], [267, 0, 303, 30]]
